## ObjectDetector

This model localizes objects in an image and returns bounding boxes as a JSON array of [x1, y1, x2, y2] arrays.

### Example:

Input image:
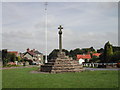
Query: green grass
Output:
[[2, 67, 119, 88]]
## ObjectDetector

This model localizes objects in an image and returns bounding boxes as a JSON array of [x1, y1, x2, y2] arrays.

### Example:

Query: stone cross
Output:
[[58, 25, 63, 54]]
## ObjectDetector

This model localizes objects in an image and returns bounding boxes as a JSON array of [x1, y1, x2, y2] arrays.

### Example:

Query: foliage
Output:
[[2, 49, 7, 60], [90, 56, 100, 63], [113, 46, 120, 52], [5, 64, 16, 67], [48, 49, 70, 61], [48, 47, 96, 60], [69, 49, 78, 60], [82, 47, 95, 54], [99, 41, 120, 63], [9, 53, 17, 62], [3, 59, 9, 66], [48, 49, 59, 60], [97, 48, 104, 53], [2, 49, 8, 66], [111, 51, 120, 62], [101, 41, 113, 63], [116, 63, 120, 68], [2, 49, 18, 66], [16, 56, 21, 61]]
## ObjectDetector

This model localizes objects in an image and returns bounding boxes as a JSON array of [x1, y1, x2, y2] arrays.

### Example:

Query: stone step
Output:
[[52, 66, 83, 69], [53, 64, 82, 67], [40, 56, 84, 73], [42, 64, 82, 67], [51, 69, 84, 73], [52, 68, 75, 70]]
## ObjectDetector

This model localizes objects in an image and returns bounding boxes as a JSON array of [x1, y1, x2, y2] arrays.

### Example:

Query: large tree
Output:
[[97, 48, 104, 53], [102, 41, 113, 63], [48, 49, 70, 61], [2, 49, 8, 66], [111, 51, 120, 63]]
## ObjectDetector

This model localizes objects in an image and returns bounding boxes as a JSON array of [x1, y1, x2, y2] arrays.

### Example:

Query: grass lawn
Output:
[[2, 67, 119, 88]]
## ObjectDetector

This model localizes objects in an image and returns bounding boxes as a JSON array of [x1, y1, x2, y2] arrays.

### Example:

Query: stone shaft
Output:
[[58, 25, 63, 54], [59, 33, 62, 53]]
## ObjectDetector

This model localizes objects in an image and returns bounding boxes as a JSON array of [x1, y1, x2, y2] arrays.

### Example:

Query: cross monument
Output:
[[58, 25, 63, 54]]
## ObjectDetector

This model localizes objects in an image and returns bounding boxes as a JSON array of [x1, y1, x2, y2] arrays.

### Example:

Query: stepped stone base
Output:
[[40, 52, 84, 73]]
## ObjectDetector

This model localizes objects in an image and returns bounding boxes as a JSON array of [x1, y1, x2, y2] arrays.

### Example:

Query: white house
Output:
[[23, 48, 43, 65], [78, 58, 85, 64]]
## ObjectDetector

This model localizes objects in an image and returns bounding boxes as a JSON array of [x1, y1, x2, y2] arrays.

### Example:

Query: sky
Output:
[[1, 2, 118, 54]]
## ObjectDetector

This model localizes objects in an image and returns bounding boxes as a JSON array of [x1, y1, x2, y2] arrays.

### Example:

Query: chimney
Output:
[[27, 48, 30, 52], [33, 49, 35, 52], [31, 50, 33, 52]]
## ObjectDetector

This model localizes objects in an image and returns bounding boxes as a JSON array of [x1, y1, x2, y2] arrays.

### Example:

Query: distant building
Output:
[[77, 54, 91, 63], [92, 53, 101, 57], [23, 48, 43, 65], [8, 51, 19, 56], [77, 53, 101, 63]]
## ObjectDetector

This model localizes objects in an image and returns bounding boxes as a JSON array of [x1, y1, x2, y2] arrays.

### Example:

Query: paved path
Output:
[[0, 65, 39, 70], [1, 66, 119, 71], [85, 67, 120, 71]]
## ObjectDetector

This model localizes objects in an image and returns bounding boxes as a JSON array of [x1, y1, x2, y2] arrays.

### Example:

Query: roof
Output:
[[24, 50, 42, 57], [77, 54, 91, 60], [34, 51, 42, 54], [24, 51, 36, 57], [92, 53, 101, 57], [77, 53, 101, 60], [8, 51, 18, 56]]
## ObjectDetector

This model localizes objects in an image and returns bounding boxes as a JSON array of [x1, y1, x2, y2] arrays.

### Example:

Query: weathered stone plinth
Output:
[[40, 52, 84, 73]]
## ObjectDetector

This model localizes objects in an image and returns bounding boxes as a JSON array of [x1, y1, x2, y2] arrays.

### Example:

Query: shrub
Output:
[[116, 63, 120, 68]]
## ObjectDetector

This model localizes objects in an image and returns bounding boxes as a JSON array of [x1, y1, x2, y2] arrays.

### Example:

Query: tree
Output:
[[48, 49, 70, 61], [82, 47, 95, 54], [97, 48, 104, 53], [62, 49, 70, 56], [48, 49, 59, 60], [2, 49, 8, 66], [2, 49, 7, 60], [69, 50, 76, 60], [16, 56, 21, 61], [103, 41, 113, 63], [90, 47, 95, 52], [9, 53, 16, 62], [111, 51, 120, 62], [90, 56, 100, 63]]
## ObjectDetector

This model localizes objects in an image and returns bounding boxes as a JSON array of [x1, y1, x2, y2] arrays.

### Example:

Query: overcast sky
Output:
[[2, 2, 118, 54]]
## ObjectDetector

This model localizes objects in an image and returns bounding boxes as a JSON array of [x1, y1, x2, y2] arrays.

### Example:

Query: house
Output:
[[77, 53, 101, 64], [23, 48, 43, 65], [7, 51, 20, 65], [8, 51, 19, 56], [78, 58, 85, 64], [77, 54, 91, 63], [92, 53, 101, 57]]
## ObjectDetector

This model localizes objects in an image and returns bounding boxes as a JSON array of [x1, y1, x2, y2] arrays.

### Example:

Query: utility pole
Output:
[[45, 2, 48, 63]]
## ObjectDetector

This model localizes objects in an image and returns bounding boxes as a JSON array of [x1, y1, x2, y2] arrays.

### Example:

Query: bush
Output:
[[6, 64, 16, 67], [116, 63, 120, 68]]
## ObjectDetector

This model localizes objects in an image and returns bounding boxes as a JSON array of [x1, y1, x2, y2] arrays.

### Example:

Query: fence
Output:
[[82, 63, 117, 68]]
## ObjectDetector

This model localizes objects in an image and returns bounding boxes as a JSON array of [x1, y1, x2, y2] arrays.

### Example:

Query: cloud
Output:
[[63, 31, 118, 50], [2, 2, 118, 54]]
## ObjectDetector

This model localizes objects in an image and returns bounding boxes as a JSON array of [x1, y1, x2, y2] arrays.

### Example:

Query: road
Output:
[[85, 67, 120, 71]]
